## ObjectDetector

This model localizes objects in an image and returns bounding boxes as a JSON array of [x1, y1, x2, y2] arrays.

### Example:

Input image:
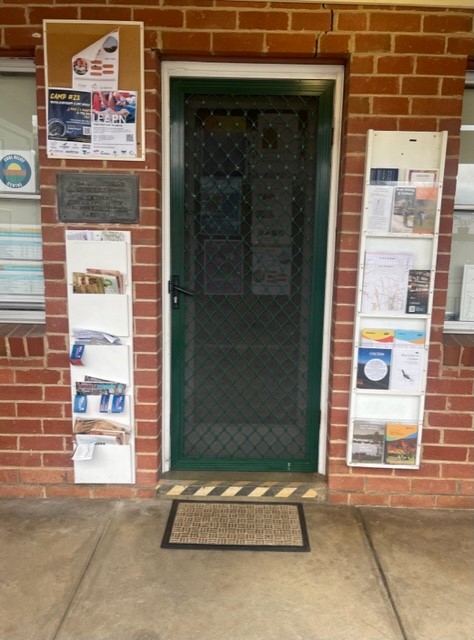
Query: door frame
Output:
[[161, 61, 344, 474]]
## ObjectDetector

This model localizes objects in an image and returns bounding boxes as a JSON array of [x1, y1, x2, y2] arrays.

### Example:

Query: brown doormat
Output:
[[161, 500, 310, 552]]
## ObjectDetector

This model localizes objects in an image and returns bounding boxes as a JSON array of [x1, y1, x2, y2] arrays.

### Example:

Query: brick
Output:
[[0, 418, 42, 435], [460, 480, 474, 496], [0, 452, 42, 467], [354, 33, 391, 53], [447, 35, 474, 56], [446, 395, 474, 414], [0, 469, 19, 483], [416, 55, 467, 77], [443, 344, 461, 366], [46, 485, 91, 498], [0, 485, 44, 498], [366, 477, 411, 493], [8, 337, 26, 358], [2, 27, 41, 51], [328, 475, 365, 492], [373, 96, 410, 114], [428, 411, 472, 428], [349, 75, 400, 95], [350, 55, 375, 74], [444, 430, 474, 445], [161, 31, 211, 54], [134, 8, 184, 28], [26, 337, 45, 357], [411, 478, 458, 495], [20, 469, 68, 484], [336, 11, 367, 31], [19, 436, 65, 451], [377, 55, 414, 75], [240, 10, 288, 30], [423, 445, 468, 462], [81, 6, 131, 20], [423, 14, 473, 34], [461, 347, 474, 367], [0, 7, 27, 24], [412, 97, 463, 116], [265, 33, 316, 56], [0, 436, 18, 450], [402, 76, 440, 96], [28, 6, 78, 23], [436, 495, 474, 509], [318, 33, 351, 55], [395, 34, 446, 54], [135, 470, 160, 486], [0, 402, 16, 418], [370, 12, 422, 32], [291, 11, 331, 32]]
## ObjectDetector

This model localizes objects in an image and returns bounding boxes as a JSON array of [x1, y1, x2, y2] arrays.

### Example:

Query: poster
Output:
[[72, 30, 119, 92], [200, 176, 241, 236], [44, 21, 143, 160], [47, 90, 92, 157], [91, 90, 137, 158], [251, 178, 292, 247], [47, 89, 137, 158], [252, 247, 291, 296]]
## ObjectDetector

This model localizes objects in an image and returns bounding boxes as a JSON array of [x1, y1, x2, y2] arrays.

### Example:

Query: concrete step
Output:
[[156, 471, 327, 501]]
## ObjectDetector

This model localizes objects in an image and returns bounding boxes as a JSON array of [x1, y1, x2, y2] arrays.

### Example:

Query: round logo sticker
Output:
[[0, 153, 32, 190]]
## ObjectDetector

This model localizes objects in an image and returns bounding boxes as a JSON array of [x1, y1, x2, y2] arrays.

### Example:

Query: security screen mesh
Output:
[[180, 93, 319, 462]]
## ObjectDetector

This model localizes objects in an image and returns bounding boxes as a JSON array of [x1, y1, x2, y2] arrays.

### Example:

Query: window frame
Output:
[[0, 58, 45, 325], [444, 71, 474, 335]]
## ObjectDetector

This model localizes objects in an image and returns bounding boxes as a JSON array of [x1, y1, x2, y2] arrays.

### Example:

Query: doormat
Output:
[[161, 500, 310, 552]]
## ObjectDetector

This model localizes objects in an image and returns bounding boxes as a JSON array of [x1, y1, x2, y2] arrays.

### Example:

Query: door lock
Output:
[[169, 275, 195, 309]]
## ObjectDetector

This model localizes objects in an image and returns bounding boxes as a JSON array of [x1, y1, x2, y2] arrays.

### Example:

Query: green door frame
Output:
[[169, 77, 334, 472]]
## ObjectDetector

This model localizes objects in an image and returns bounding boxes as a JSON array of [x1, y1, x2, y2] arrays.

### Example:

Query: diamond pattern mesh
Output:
[[181, 93, 319, 462]]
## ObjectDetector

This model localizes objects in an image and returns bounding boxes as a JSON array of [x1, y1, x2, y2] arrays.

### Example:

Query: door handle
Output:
[[169, 275, 195, 309]]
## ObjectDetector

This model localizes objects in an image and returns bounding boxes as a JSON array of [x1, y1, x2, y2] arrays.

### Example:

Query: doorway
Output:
[[164, 66, 340, 473]]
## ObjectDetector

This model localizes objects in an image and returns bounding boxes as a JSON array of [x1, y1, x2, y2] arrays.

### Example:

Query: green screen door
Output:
[[169, 78, 334, 472]]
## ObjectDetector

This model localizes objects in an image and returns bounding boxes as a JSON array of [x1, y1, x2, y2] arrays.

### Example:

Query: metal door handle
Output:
[[169, 275, 195, 309]]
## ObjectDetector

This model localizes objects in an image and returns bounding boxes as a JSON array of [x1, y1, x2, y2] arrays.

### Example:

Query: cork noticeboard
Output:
[[43, 20, 144, 161]]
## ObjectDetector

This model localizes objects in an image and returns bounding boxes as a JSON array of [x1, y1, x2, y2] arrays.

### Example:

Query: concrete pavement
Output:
[[0, 498, 472, 640]]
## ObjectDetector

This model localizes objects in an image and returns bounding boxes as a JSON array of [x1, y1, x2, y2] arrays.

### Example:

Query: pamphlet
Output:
[[390, 346, 424, 392], [366, 185, 393, 232], [350, 420, 385, 464], [406, 269, 430, 314], [361, 251, 414, 313], [356, 347, 392, 390], [360, 328, 394, 348], [384, 422, 418, 465]]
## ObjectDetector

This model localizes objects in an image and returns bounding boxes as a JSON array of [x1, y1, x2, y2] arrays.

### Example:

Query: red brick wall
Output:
[[0, 1, 473, 507]]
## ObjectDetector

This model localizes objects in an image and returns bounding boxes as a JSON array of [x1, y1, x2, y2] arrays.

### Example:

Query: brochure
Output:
[[361, 251, 414, 313]]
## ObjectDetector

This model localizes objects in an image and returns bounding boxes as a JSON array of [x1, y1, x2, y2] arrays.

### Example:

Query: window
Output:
[[445, 72, 474, 333], [0, 59, 44, 323]]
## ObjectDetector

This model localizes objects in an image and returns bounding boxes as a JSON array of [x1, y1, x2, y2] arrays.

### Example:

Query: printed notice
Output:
[[72, 30, 119, 92]]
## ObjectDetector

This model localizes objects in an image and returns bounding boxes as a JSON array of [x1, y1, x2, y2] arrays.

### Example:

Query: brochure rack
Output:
[[66, 230, 135, 483], [347, 130, 447, 469]]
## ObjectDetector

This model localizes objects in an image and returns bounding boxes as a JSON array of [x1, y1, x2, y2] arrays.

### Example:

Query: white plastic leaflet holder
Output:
[[65, 231, 135, 484]]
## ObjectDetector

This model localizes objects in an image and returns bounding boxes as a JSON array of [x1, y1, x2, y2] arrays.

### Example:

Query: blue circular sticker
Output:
[[0, 153, 32, 190]]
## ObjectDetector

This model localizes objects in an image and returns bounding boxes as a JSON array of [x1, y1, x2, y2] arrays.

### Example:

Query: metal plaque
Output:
[[57, 173, 139, 223]]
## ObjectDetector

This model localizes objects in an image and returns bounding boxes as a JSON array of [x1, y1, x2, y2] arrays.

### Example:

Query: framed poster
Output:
[[44, 20, 144, 161]]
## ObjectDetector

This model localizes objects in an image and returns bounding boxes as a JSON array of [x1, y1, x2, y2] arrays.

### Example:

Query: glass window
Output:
[[0, 59, 45, 323], [445, 73, 474, 331]]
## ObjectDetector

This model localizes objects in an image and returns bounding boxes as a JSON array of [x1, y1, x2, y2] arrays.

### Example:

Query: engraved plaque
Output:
[[57, 173, 139, 223]]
